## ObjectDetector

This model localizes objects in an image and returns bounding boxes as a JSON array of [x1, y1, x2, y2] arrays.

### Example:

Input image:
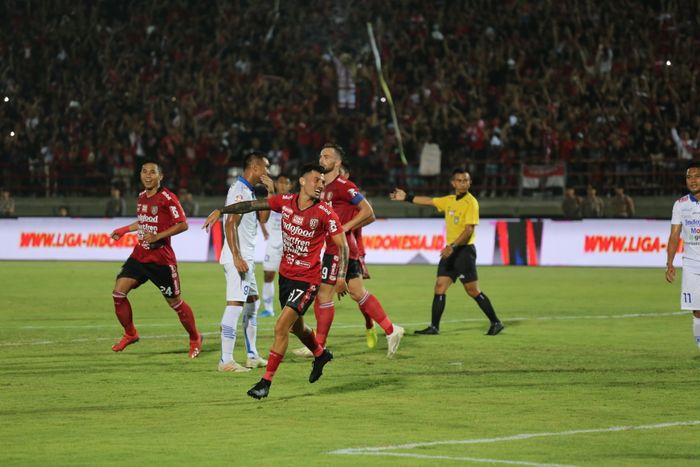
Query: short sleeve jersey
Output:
[[432, 192, 479, 245], [267, 193, 343, 284], [130, 187, 186, 265], [320, 175, 363, 258], [220, 176, 257, 264], [671, 194, 700, 271]]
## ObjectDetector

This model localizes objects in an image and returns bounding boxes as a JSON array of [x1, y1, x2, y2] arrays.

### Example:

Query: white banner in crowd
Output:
[[0, 217, 210, 262], [540, 219, 680, 267]]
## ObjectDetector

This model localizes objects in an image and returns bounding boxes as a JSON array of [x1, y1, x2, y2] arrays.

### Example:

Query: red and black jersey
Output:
[[319, 175, 364, 259], [130, 187, 186, 265], [267, 193, 343, 284]]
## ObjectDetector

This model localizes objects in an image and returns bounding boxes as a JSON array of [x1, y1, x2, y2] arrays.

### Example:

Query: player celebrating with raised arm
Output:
[[217, 152, 273, 373], [666, 161, 700, 350], [390, 168, 504, 336], [203, 164, 348, 399], [296, 143, 404, 358], [259, 174, 293, 318], [110, 161, 202, 358]]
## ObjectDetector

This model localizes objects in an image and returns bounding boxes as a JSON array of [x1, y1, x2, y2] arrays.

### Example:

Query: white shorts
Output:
[[681, 269, 700, 310], [263, 243, 283, 272], [223, 260, 258, 302]]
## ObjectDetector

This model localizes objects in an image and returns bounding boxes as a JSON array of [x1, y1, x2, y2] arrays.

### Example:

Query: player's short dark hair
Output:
[[451, 167, 468, 179], [322, 142, 345, 160], [300, 164, 325, 177], [687, 161, 700, 171], [243, 151, 267, 169], [141, 160, 162, 174], [275, 173, 291, 181]]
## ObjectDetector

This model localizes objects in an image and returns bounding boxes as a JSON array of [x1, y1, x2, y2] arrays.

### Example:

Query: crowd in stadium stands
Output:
[[1, 0, 699, 199]]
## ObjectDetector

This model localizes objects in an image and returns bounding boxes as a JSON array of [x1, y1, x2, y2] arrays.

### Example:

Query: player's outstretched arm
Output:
[[666, 224, 682, 283], [389, 188, 434, 207], [202, 199, 271, 232]]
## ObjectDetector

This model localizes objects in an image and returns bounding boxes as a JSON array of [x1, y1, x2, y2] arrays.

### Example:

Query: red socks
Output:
[[263, 351, 284, 381], [358, 292, 394, 335], [314, 299, 335, 347], [112, 292, 137, 336], [171, 300, 199, 340], [299, 329, 324, 357]]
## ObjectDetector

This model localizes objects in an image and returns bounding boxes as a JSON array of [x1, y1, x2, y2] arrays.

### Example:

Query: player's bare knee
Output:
[[348, 287, 367, 302], [167, 297, 183, 310], [694, 310, 700, 318], [464, 283, 481, 297]]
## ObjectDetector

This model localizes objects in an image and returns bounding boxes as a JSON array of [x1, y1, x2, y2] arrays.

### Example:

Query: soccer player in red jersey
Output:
[[307, 143, 404, 357], [109, 161, 202, 358], [203, 164, 348, 399], [340, 164, 370, 280]]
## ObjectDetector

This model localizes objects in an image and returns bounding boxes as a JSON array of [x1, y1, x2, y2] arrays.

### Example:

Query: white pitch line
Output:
[[14, 310, 688, 331], [330, 420, 700, 464], [2, 311, 688, 347], [337, 451, 576, 467], [0, 331, 220, 347]]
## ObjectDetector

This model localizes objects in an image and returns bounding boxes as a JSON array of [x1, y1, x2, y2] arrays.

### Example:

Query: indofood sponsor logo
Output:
[[138, 214, 159, 223], [285, 222, 314, 238]]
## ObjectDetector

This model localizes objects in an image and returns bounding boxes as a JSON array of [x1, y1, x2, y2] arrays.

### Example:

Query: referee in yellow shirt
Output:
[[390, 168, 504, 336]]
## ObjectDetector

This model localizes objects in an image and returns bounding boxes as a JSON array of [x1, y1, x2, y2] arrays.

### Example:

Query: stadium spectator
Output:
[[178, 188, 199, 217], [202, 164, 348, 400], [1, 1, 699, 197], [108, 161, 202, 359], [607, 186, 636, 218], [581, 185, 605, 218], [0, 189, 16, 217], [104, 187, 127, 217], [216, 152, 272, 373], [561, 187, 582, 219], [390, 168, 504, 336], [665, 161, 700, 351]]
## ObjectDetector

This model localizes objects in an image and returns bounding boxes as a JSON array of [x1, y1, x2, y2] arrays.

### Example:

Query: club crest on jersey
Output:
[[292, 214, 304, 225], [151, 206, 158, 215], [309, 218, 318, 229]]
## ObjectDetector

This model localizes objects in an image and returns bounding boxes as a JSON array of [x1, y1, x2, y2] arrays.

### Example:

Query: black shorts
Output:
[[278, 275, 319, 315], [117, 257, 181, 298], [320, 254, 362, 285], [436, 244, 478, 284]]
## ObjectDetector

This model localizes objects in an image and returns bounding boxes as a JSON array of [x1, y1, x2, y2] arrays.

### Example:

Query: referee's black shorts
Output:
[[436, 244, 478, 284]]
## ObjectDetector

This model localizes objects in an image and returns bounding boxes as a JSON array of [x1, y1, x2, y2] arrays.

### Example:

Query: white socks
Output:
[[243, 299, 260, 358], [694, 316, 700, 349], [262, 281, 275, 312], [220, 305, 242, 363]]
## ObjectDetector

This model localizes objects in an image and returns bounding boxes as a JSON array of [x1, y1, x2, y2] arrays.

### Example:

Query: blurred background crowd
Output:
[[0, 0, 698, 202]]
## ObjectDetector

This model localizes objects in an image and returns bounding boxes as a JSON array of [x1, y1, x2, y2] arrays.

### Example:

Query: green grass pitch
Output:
[[1, 261, 699, 466]]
